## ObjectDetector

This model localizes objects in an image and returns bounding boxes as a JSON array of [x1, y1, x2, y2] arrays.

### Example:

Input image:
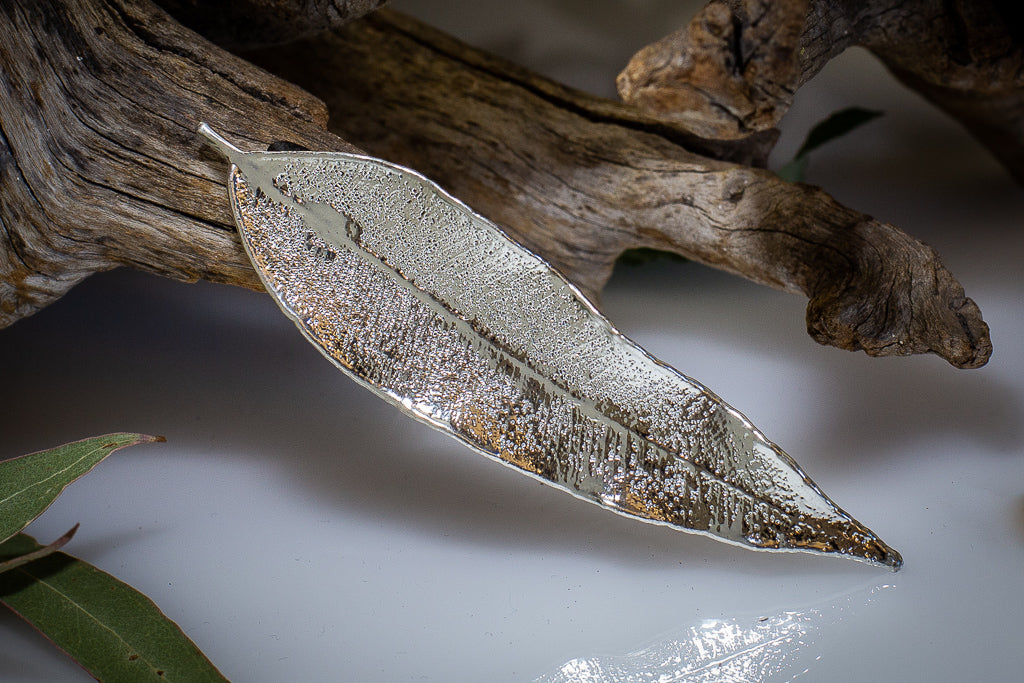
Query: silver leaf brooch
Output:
[[199, 124, 901, 570]]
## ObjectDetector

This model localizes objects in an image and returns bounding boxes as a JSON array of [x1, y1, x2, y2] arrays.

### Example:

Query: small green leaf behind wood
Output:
[[777, 107, 884, 182], [0, 532, 229, 682], [0, 433, 163, 544]]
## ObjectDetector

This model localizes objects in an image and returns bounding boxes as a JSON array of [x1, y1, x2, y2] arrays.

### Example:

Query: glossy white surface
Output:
[[2, 1, 1023, 680]]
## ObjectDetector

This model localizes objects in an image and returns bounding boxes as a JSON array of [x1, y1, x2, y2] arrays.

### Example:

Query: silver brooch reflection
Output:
[[200, 124, 901, 570]]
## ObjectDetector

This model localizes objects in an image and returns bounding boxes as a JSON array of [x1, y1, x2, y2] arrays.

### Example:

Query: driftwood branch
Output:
[[0, 0, 354, 323], [238, 9, 992, 368], [618, 0, 1024, 183], [0, 0, 992, 368]]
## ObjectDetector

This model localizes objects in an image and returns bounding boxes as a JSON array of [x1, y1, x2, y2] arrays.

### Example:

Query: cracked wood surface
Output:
[[618, 0, 1024, 183], [0, 0, 354, 324], [242, 9, 991, 367], [0, 0, 992, 368]]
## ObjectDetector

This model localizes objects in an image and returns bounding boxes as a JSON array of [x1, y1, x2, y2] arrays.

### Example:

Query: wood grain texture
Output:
[[243, 10, 991, 368], [0, 0, 355, 325], [0, 0, 992, 368], [617, 0, 809, 141], [618, 0, 1024, 183]]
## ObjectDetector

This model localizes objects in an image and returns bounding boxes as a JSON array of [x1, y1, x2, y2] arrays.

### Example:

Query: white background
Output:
[[2, 1, 1023, 680]]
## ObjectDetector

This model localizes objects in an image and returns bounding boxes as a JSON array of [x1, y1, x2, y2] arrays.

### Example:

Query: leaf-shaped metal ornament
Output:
[[199, 124, 901, 570]]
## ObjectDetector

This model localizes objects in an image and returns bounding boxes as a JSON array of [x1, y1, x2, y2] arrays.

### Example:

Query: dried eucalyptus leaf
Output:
[[200, 124, 901, 569]]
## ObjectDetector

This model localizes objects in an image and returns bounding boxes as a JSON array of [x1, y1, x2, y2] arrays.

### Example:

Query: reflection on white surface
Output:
[[538, 585, 891, 683], [0, 238, 1021, 681], [541, 613, 814, 683]]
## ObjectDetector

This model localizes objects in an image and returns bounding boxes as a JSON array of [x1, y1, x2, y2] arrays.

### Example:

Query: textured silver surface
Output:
[[199, 124, 900, 569]]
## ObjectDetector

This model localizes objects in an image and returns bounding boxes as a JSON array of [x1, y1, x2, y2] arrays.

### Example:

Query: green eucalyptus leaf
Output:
[[0, 533, 228, 682], [779, 107, 884, 182], [775, 156, 808, 183], [793, 107, 884, 160], [0, 433, 162, 544]]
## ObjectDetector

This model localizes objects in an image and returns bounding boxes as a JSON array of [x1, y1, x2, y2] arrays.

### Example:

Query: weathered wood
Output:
[[0, 0, 992, 368], [618, 0, 809, 142], [618, 0, 1024, 183], [861, 2, 1024, 185], [241, 10, 990, 367], [0, 0, 355, 325]]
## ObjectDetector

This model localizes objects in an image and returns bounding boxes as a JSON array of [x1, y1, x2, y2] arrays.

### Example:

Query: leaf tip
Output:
[[822, 520, 903, 571], [882, 547, 903, 573], [198, 123, 244, 161], [102, 434, 165, 448]]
